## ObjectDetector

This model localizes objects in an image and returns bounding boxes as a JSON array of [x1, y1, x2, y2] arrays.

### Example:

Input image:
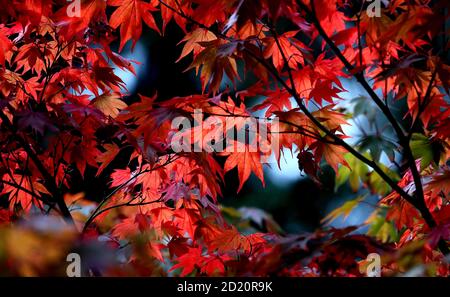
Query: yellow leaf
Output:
[[321, 196, 365, 224], [91, 92, 127, 118]]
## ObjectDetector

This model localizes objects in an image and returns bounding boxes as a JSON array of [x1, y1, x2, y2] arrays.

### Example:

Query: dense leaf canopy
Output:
[[0, 0, 449, 276]]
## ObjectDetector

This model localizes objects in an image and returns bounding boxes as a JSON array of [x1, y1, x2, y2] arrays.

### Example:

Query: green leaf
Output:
[[368, 163, 400, 196], [357, 135, 397, 162], [335, 153, 369, 192], [368, 214, 398, 243], [352, 95, 377, 124], [410, 133, 439, 171]]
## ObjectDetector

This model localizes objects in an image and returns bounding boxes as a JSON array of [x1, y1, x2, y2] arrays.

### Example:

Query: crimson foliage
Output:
[[0, 0, 449, 276]]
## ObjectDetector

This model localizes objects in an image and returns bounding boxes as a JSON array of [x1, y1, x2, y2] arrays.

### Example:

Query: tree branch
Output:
[[298, 0, 447, 254], [158, 0, 448, 254], [0, 104, 75, 226], [409, 69, 438, 138], [82, 155, 180, 232]]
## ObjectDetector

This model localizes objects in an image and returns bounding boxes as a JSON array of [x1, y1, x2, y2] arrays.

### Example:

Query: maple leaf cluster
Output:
[[0, 0, 449, 276]]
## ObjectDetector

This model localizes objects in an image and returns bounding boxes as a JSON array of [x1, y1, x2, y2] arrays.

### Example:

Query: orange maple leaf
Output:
[[224, 144, 265, 192], [96, 143, 121, 176]]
